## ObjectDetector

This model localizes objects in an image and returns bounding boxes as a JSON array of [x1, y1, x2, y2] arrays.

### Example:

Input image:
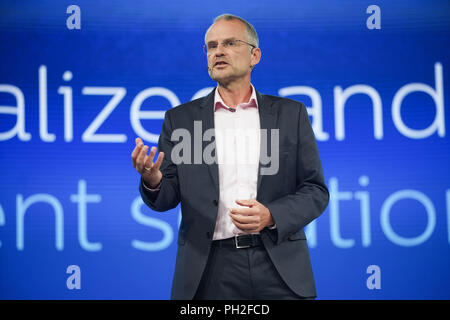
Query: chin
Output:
[[211, 72, 230, 82]]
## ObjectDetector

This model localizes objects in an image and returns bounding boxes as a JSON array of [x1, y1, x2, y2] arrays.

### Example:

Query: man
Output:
[[131, 14, 329, 299]]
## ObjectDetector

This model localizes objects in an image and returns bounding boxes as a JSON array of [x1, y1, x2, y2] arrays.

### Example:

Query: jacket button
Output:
[[206, 232, 212, 239], [213, 199, 218, 206]]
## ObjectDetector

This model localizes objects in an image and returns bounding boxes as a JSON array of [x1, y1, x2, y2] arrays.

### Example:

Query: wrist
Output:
[[143, 177, 162, 190], [147, 175, 162, 188]]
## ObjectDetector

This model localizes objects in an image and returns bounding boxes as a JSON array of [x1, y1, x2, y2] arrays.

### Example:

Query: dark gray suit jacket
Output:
[[139, 89, 329, 299]]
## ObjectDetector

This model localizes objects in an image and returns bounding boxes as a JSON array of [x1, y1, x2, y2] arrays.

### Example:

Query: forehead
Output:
[[205, 19, 247, 43]]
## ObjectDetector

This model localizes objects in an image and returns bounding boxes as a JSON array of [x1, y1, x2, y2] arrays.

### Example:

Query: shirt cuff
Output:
[[142, 179, 162, 192], [269, 224, 277, 230]]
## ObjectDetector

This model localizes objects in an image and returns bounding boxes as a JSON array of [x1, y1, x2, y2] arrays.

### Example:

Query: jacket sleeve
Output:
[[265, 102, 329, 245], [139, 110, 181, 212]]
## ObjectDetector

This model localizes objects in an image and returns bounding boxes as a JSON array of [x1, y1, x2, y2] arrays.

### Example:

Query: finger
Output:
[[136, 145, 149, 172], [135, 137, 143, 146], [143, 147, 157, 172], [231, 219, 258, 231], [230, 207, 255, 216], [229, 212, 258, 224], [148, 146, 157, 164], [131, 144, 144, 167], [153, 151, 165, 171], [235, 199, 256, 207]]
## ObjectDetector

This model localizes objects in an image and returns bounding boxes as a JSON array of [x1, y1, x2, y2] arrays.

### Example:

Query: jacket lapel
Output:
[[199, 89, 220, 196], [256, 90, 277, 196]]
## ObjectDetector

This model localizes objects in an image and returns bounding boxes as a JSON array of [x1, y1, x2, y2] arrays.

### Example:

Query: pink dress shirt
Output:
[[212, 85, 260, 240]]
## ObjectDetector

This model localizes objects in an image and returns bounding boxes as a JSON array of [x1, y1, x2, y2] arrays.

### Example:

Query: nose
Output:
[[214, 44, 226, 56]]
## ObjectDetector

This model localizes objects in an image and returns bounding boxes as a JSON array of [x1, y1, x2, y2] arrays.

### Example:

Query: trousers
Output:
[[193, 237, 312, 300]]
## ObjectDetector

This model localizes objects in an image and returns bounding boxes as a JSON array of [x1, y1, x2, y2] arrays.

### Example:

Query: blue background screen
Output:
[[0, 0, 449, 299]]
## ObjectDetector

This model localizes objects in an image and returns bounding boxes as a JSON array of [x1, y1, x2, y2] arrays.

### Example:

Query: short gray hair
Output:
[[204, 14, 259, 48]]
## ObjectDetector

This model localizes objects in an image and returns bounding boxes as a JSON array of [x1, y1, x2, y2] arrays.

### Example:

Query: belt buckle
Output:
[[235, 235, 251, 249]]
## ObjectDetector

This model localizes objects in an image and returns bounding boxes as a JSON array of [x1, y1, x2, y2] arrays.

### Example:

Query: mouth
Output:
[[214, 61, 229, 68]]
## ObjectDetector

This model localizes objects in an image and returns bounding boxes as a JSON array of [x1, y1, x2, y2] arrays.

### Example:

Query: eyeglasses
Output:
[[203, 39, 256, 54]]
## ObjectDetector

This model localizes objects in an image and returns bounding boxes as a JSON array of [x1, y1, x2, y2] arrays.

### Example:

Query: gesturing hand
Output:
[[229, 199, 275, 233], [131, 137, 164, 188]]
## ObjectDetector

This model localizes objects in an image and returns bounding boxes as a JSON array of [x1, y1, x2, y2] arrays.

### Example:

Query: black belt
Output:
[[213, 234, 262, 249]]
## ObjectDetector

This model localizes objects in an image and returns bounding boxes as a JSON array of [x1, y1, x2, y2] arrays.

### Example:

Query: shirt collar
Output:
[[214, 84, 258, 112]]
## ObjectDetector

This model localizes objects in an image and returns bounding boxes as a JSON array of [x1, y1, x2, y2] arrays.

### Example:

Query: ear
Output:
[[250, 47, 261, 68]]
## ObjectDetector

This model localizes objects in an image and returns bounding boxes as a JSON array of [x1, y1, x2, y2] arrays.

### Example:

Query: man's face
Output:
[[205, 19, 260, 84]]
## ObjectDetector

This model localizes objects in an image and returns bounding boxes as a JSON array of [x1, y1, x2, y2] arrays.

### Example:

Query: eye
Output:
[[207, 43, 218, 50], [227, 40, 236, 46]]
